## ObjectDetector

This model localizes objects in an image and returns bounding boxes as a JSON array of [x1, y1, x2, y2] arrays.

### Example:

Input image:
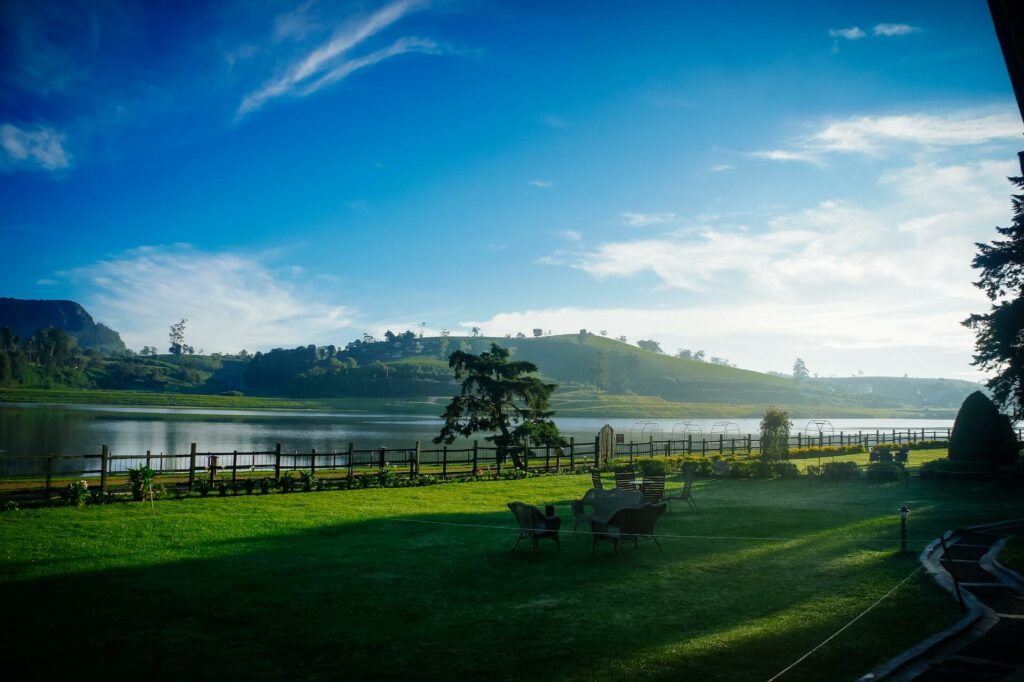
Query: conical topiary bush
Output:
[[948, 391, 1019, 466]]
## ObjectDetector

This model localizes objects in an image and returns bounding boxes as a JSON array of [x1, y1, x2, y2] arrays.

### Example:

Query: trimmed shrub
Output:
[[949, 391, 1019, 466], [636, 459, 668, 476], [772, 462, 800, 479], [866, 462, 903, 483], [821, 461, 859, 481]]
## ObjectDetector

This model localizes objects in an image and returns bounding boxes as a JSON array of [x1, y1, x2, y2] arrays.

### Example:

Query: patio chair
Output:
[[642, 474, 665, 504], [591, 502, 667, 553], [614, 468, 637, 490], [571, 487, 644, 530], [507, 501, 561, 552], [664, 467, 699, 514], [591, 468, 603, 489]]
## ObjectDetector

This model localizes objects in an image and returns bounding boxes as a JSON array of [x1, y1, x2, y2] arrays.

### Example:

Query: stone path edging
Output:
[[859, 518, 1024, 681]]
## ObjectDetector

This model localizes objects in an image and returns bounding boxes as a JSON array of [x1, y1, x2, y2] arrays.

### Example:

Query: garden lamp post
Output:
[[898, 505, 911, 553]]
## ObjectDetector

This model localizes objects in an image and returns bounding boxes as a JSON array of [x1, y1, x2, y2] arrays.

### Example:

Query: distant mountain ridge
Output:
[[0, 298, 127, 353]]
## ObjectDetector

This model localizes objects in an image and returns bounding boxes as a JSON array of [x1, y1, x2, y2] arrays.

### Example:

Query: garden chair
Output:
[[614, 468, 637, 490], [591, 502, 667, 553], [571, 487, 644, 530], [591, 468, 603, 489], [507, 501, 561, 552], [664, 467, 699, 514], [642, 474, 665, 504]]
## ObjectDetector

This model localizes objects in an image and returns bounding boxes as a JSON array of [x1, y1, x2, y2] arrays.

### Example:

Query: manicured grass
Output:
[[2, 473, 1018, 680]]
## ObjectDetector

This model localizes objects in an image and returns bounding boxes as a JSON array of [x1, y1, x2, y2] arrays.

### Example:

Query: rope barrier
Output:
[[764, 564, 925, 681]]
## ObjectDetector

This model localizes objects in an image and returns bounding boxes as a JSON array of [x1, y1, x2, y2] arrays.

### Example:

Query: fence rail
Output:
[[0, 428, 957, 503]]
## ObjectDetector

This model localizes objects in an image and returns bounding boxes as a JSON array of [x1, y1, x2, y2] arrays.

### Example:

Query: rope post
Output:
[[45, 454, 54, 502], [274, 443, 282, 482]]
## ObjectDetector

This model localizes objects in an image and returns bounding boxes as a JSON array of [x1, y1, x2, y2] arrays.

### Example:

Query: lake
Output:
[[0, 402, 956, 461]]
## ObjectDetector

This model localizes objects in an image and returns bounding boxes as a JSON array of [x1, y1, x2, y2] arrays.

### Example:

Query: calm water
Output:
[[0, 402, 956, 460]]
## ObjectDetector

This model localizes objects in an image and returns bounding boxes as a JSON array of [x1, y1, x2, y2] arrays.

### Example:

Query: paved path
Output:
[[881, 522, 1024, 681]]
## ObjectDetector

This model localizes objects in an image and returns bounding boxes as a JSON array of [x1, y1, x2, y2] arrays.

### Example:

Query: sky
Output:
[[1, 0, 1022, 381]]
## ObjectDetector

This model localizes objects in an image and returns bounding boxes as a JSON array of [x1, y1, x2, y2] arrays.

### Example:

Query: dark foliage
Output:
[[434, 343, 565, 470], [964, 176, 1024, 419]]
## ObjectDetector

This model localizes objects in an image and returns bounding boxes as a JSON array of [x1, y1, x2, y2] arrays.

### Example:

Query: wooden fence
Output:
[[0, 428, 958, 502]]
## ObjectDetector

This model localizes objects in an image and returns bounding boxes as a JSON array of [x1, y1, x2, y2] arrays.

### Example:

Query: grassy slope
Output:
[[2, 474, 1017, 681]]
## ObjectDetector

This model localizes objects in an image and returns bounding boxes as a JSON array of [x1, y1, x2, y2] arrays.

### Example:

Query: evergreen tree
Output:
[[434, 343, 564, 470], [964, 176, 1024, 419]]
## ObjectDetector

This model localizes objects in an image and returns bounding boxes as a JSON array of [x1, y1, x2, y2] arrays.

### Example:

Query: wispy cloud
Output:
[[238, 0, 438, 116], [751, 149, 823, 165], [66, 245, 353, 352], [558, 230, 583, 242], [710, 164, 733, 172], [754, 111, 1021, 163], [829, 27, 866, 40], [539, 114, 567, 129], [621, 212, 676, 227], [528, 179, 554, 188], [874, 23, 918, 37], [0, 123, 70, 171], [512, 158, 1015, 376]]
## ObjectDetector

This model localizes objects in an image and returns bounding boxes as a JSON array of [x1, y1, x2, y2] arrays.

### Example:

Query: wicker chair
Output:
[[591, 469, 603, 489], [664, 467, 699, 513], [507, 501, 561, 552], [591, 502, 667, 553], [642, 474, 665, 504], [614, 468, 637, 491]]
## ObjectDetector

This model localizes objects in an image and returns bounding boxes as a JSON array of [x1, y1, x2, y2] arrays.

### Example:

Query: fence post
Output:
[[347, 442, 354, 478], [146, 450, 152, 469], [100, 444, 110, 495], [687, 434, 692, 455], [719, 434, 724, 455], [496, 446, 501, 477], [731, 438, 736, 457], [186, 443, 197, 491], [442, 446, 448, 479], [569, 437, 575, 472], [797, 433, 802, 448], [232, 450, 238, 486], [274, 443, 282, 482], [547, 444, 553, 472], [309, 448, 317, 477], [701, 439, 707, 457], [472, 440, 478, 474], [414, 441, 421, 477], [45, 454, 54, 502]]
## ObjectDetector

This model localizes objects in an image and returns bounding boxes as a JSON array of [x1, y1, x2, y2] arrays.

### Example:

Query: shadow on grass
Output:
[[1, 478, 1018, 681]]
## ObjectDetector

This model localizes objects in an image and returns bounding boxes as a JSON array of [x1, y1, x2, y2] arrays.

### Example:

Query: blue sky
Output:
[[1, 0, 1022, 380]]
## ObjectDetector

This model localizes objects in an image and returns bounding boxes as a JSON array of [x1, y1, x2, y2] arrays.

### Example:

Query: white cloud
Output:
[[621, 212, 676, 227], [756, 111, 1022, 162], [751, 149, 823, 165], [710, 164, 733, 172], [829, 27, 866, 40], [527, 156, 1016, 377], [529, 179, 554, 188], [559, 230, 583, 242], [67, 245, 353, 352], [874, 23, 918, 37], [1, 123, 70, 171], [238, 0, 437, 116]]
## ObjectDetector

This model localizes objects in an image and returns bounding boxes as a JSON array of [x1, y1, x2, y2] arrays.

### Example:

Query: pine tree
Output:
[[434, 343, 564, 469], [964, 176, 1024, 419]]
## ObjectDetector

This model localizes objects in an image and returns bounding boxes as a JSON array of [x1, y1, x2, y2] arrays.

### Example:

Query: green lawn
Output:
[[1, 474, 1017, 681]]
